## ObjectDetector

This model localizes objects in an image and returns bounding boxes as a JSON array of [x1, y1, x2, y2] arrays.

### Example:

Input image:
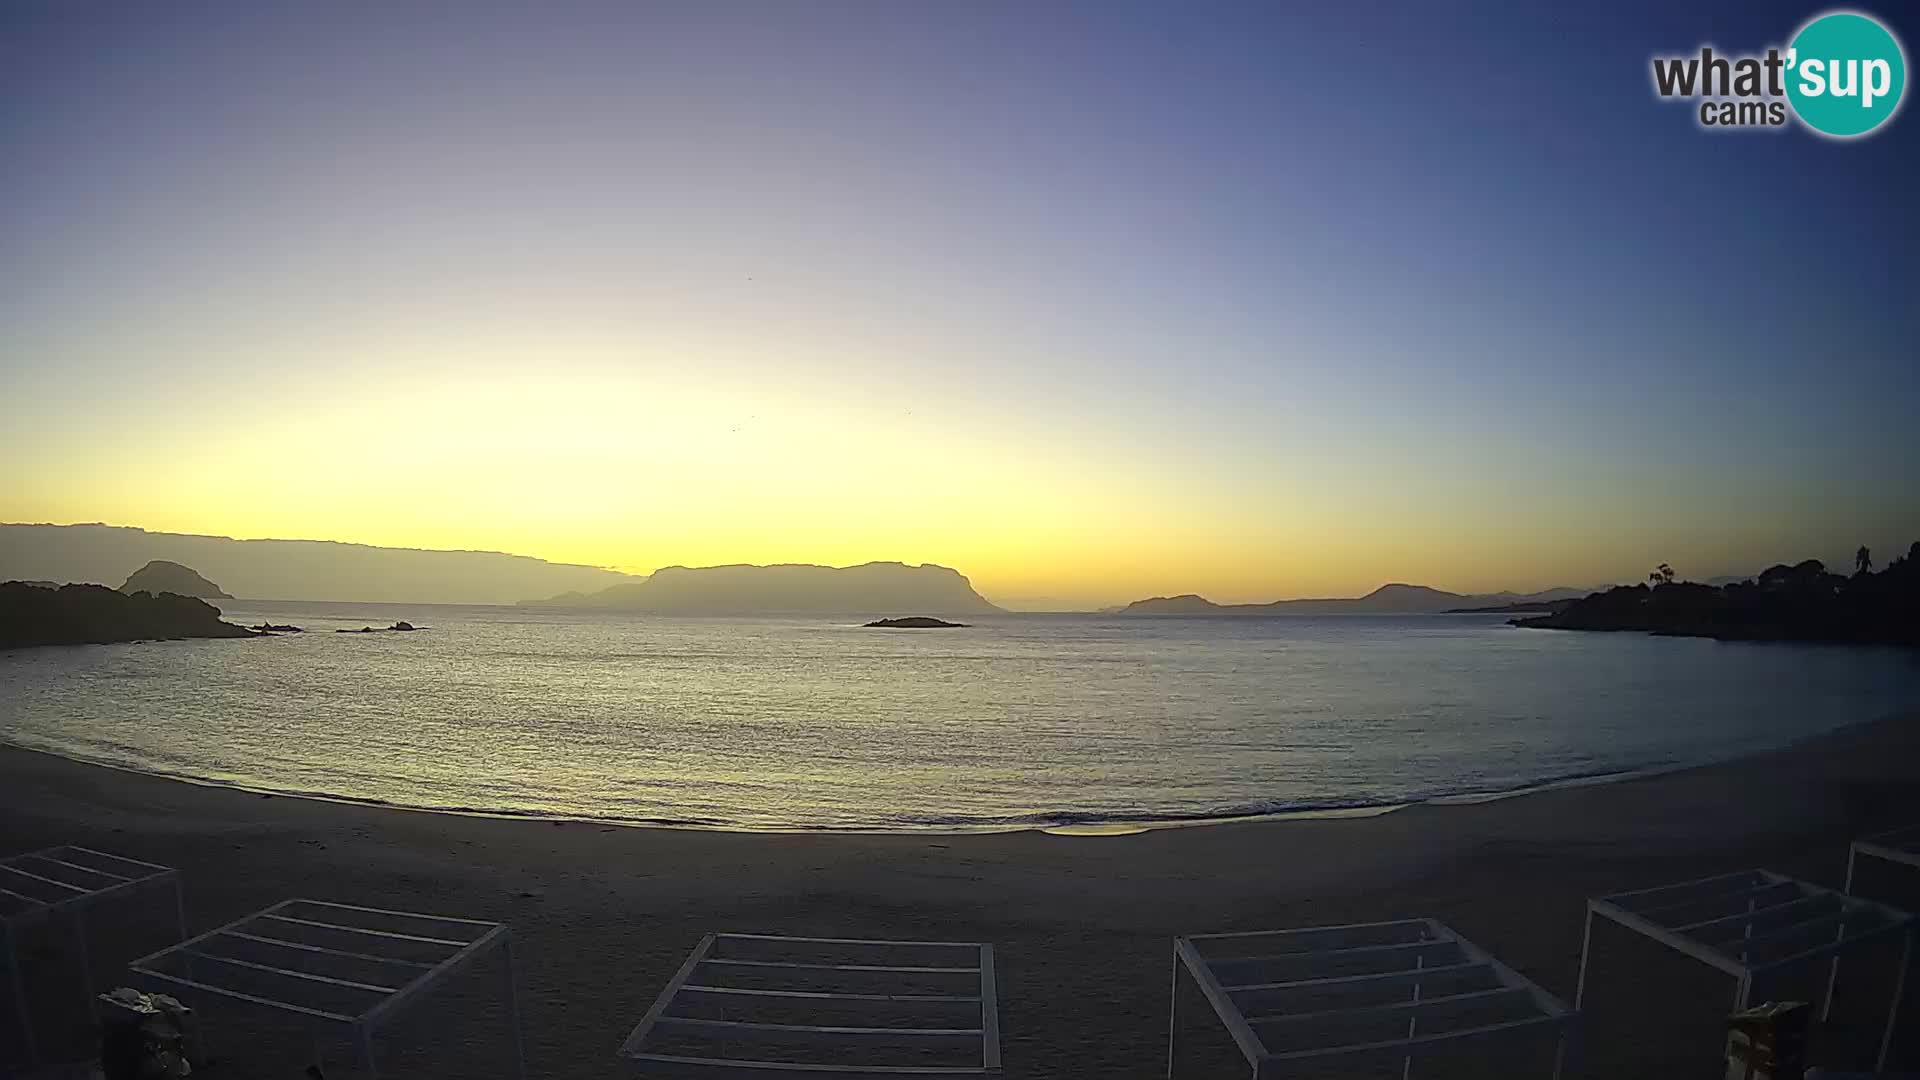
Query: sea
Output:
[[3, 602, 1918, 832]]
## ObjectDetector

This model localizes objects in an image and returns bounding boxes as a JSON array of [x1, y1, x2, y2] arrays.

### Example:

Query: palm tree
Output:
[[1855, 546, 1873, 575]]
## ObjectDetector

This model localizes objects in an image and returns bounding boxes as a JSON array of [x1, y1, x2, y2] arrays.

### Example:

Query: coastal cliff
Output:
[[1, 581, 258, 648]]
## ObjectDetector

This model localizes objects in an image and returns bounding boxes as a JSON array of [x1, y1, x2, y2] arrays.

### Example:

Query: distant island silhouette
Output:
[[1446, 599, 1577, 615], [1121, 583, 1590, 616], [1, 581, 256, 649], [122, 559, 232, 599], [530, 562, 1001, 616], [864, 616, 968, 628], [1514, 544, 1919, 646], [0, 523, 636, 604]]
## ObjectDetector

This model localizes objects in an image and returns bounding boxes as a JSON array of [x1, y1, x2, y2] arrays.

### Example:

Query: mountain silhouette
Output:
[[529, 561, 1001, 615], [1121, 583, 1588, 616], [121, 560, 231, 599], [0, 523, 638, 604]]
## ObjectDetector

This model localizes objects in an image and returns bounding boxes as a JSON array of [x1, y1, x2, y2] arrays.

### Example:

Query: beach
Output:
[[4, 711, 1919, 1078]]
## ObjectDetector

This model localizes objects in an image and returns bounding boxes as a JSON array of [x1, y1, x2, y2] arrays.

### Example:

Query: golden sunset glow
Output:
[[4, 332, 1895, 608], [5, 4, 1914, 610]]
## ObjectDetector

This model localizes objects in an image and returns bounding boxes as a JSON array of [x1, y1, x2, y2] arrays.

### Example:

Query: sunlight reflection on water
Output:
[[3, 604, 1917, 831]]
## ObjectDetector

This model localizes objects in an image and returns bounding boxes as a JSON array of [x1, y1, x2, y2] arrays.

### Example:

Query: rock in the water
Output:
[[864, 616, 968, 628]]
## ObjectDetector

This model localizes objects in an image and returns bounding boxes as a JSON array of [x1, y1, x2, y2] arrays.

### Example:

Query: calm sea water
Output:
[[3, 602, 1918, 830]]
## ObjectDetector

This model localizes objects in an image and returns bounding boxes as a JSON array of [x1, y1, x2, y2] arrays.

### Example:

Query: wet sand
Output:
[[3, 710, 1918, 1078]]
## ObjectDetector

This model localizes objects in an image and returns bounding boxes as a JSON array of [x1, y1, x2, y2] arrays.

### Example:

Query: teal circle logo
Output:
[[1786, 11, 1907, 137]]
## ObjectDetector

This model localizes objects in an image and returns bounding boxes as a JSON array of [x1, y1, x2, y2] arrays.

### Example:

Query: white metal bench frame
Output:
[[1, 844, 186, 1068], [1576, 868, 1915, 1071], [1169, 918, 1573, 1079], [619, 932, 1002, 1079], [129, 897, 524, 1079]]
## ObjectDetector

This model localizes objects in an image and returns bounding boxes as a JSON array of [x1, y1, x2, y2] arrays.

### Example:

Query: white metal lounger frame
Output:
[[1824, 825, 1920, 1026], [0, 845, 186, 1069], [1169, 918, 1574, 1079], [129, 898, 524, 1080], [619, 932, 1002, 1079], [1842, 823, 1920, 896], [1576, 868, 1915, 1071]]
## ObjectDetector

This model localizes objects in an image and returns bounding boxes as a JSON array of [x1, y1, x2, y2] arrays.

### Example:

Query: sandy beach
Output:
[[4, 711, 1919, 1078]]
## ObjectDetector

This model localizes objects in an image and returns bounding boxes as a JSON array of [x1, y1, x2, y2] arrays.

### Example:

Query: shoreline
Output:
[[4, 711, 1918, 1077], [0, 732, 1707, 836]]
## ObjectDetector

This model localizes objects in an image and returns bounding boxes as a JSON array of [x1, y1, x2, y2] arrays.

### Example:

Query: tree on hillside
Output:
[[1887, 542, 1919, 573], [1855, 545, 1873, 575], [1648, 563, 1676, 586]]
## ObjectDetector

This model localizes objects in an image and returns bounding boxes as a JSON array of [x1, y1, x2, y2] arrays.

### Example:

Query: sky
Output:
[[3, 1, 1916, 609]]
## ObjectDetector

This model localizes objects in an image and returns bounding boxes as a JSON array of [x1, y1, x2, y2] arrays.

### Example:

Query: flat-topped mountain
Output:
[[0, 523, 637, 604], [1, 581, 257, 649], [1122, 583, 1589, 616], [1121, 593, 1222, 614], [121, 560, 231, 599], [530, 561, 1001, 615]]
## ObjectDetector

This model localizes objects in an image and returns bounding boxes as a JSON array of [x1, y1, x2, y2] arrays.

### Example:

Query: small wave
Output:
[[0, 735, 1674, 835]]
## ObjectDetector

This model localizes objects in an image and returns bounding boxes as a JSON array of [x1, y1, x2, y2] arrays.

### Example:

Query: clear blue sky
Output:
[[3, 1, 1915, 607]]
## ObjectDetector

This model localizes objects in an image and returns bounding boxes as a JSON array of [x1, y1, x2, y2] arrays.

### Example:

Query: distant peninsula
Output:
[[1121, 583, 1590, 616], [528, 562, 1001, 616], [121, 559, 231, 599], [1, 581, 257, 649], [864, 616, 968, 628], [1513, 546, 1919, 646], [1446, 599, 1577, 615], [0, 523, 637, 605]]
